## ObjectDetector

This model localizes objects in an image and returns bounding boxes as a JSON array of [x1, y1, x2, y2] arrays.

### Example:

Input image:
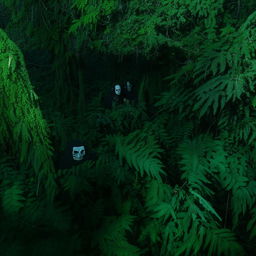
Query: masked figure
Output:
[[123, 81, 136, 105], [104, 84, 124, 109], [55, 140, 96, 170], [72, 145, 85, 161]]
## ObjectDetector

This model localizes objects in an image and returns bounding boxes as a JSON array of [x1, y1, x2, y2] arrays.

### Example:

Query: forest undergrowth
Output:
[[1, 0, 256, 255]]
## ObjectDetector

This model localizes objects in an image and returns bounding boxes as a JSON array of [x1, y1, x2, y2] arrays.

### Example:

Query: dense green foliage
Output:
[[1, 0, 256, 255]]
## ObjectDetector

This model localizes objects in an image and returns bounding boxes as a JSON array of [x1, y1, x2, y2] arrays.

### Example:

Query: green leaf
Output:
[[190, 189, 221, 221]]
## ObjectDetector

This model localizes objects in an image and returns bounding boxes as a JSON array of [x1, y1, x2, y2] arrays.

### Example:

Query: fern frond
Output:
[[177, 135, 216, 195], [204, 228, 245, 256], [94, 214, 141, 256], [192, 74, 245, 117], [2, 182, 25, 215], [231, 181, 256, 228], [190, 189, 221, 221], [138, 219, 161, 244], [109, 104, 148, 132], [144, 179, 172, 208], [113, 131, 165, 180], [175, 226, 244, 256], [155, 85, 193, 117]]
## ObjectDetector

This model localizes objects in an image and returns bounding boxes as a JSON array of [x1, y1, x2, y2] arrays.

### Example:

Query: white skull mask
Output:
[[114, 84, 121, 95], [72, 146, 85, 161]]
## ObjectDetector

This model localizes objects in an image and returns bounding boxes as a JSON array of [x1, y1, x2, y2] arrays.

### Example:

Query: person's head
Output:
[[114, 84, 121, 95], [126, 81, 133, 92], [67, 140, 86, 161]]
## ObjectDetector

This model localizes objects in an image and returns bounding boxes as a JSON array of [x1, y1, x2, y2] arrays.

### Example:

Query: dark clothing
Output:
[[104, 93, 124, 109], [112, 94, 123, 105], [124, 91, 135, 101], [123, 89, 136, 105], [55, 151, 97, 170], [54, 140, 97, 170]]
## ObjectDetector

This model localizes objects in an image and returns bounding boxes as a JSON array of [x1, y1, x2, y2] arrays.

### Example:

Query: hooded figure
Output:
[[55, 140, 97, 170], [123, 81, 136, 105], [104, 84, 124, 109]]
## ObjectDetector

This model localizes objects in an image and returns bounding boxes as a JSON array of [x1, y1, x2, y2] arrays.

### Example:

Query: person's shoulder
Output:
[[85, 151, 98, 161]]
